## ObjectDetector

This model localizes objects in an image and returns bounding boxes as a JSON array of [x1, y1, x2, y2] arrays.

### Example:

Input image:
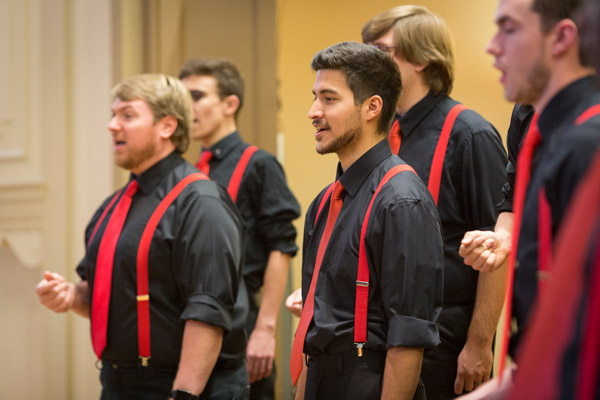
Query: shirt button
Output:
[[215, 149, 222, 155]]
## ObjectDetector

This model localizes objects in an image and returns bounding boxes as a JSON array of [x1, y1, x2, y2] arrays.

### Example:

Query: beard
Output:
[[515, 53, 551, 106], [115, 139, 157, 172], [315, 114, 362, 155]]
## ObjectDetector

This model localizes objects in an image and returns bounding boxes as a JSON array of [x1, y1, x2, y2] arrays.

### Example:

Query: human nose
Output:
[[308, 100, 323, 120], [108, 116, 120, 133], [486, 32, 500, 56]]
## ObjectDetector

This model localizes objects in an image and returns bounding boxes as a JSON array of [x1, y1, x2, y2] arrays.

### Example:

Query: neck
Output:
[[396, 79, 430, 115], [201, 119, 237, 148], [337, 128, 382, 172], [130, 143, 175, 176], [534, 64, 594, 114]]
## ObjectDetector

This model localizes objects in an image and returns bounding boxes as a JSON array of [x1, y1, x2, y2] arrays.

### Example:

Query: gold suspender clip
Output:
[[137, 294, 150, 302], [355, 342, 365, 357], [139, 356, 150, 367], [356, 280, 369, 287]]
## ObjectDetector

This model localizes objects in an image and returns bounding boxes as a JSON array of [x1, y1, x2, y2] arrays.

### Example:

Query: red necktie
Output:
[[499, 114, 540, 376], [388, 120, 401, 154], [290, 181, 344, 385], [196, 150, 213, 175], [91, 180, 138, 359]]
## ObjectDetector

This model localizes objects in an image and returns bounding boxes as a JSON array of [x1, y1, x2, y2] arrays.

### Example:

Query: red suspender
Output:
[[87, 189, 123, 247], [135, 172, 208, 366], [312, 165, 417, 354], [227, 145, 259, 202], [354, 164, 416, 352], [536, 104, 600, 292], [428, 104, 467, 205]]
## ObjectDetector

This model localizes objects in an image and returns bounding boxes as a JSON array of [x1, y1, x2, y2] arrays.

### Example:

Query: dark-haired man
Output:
[[458, 0, 600, 397], [179, 59, 300, 400], [361, 6, 508, 398], [35, 74, 248, 399], [292, 41, 443, 400]]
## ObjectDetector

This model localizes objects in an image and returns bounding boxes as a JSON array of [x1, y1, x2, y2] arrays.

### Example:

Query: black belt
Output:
[[306, 349, 386, 373]]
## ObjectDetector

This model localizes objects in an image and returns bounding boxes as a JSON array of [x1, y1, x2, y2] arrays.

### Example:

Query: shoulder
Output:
[[171, 160, 230, 201], [374, 157, 434, 206]]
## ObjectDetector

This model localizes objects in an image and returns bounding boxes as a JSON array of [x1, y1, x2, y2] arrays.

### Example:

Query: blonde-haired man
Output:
[[362, 6, 508, 399], [36, 74, 249, 400]]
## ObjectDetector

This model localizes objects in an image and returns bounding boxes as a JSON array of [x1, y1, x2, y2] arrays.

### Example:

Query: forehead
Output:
[[111, 98, 151, 113], [180, 74, 219, 92], [313, 69, 352, 94], [495, 0, 535, 23]]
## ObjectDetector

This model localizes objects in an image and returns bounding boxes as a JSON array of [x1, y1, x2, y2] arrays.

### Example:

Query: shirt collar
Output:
[[538, 75, 598, 139], [336, 139, 392, 198], [133, 151, 183, 194], [398, 91, 444, 138], [206, 130, 242, 160]]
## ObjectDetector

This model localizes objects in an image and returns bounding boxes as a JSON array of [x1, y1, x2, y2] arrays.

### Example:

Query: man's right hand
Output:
[[285, 288, 302, 318], [459, 231, 510, 273], [36, 271, 75, 313]]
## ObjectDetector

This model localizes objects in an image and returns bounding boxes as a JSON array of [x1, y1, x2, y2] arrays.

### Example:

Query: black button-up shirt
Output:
[[204, 131, 300, 296], [498, 103, 535, 214], [302, 140, 444, 356], [77, 153, 247, 368], [514, 76, 600, 341], [395, 92, 507, 305]]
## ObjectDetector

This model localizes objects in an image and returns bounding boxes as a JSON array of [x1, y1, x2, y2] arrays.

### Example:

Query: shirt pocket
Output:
[[318, 249, 359, 310]]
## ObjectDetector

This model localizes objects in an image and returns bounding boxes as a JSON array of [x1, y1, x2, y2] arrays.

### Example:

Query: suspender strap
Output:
[[428, 104, 466, 205], [354, 164, 416, 350], [227, 145, 259, 202], [535, 104, 600, 292], [135, 172, 208, 365], [87, 189, 123, 247], [575, 104, 600, 126], [315, 184, 335, 225]]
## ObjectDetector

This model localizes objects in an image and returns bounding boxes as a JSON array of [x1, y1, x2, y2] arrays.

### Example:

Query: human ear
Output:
[[158, 115, 177, 139], [364, 95, 383, 122], [223, 95, 241, 117], [550, 19, 578, 58]]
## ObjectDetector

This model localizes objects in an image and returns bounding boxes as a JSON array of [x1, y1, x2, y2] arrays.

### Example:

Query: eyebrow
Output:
[[495, 15, 514, 26], [313, 88, 339, 96], [112, 104, 136, 114]]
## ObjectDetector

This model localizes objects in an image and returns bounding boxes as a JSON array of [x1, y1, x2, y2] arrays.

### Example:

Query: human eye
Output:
[[189, 90, 205, 102]]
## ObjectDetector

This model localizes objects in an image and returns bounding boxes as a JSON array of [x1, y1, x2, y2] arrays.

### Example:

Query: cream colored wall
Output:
[[0, 0, 113, 398], [277, 0, 512, 311]]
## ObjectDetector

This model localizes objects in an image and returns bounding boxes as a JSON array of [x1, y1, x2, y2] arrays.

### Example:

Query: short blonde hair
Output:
[[111, 74, 193, 153], [362, 5, 455, 95]]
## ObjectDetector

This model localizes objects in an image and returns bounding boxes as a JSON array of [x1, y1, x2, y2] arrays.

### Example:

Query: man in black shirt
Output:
[[361, 6, 508, 398], [179, 59, 300, 400], [35, 74, 248, 400], [457, 0, 600, 397], [293, 41, 444, 400]]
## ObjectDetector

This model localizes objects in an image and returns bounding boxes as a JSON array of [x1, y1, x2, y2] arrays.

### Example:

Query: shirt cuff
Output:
[[268, 239, 298, 257], [386, 315, 440, 349], [180, 292, 232, 333]]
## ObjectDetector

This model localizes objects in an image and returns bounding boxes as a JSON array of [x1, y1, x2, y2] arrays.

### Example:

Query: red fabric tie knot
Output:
[[196, 150, 213, 175]]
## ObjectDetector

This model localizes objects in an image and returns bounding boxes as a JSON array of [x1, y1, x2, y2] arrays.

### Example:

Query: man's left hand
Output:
[[454, 341, 493, 395], [246, 326, 275, 383]]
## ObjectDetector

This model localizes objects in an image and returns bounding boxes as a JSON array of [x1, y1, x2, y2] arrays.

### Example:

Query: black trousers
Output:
[[99, 359, 250, 400], [303, 350, 425, 400], [421, 304, 474, 400]]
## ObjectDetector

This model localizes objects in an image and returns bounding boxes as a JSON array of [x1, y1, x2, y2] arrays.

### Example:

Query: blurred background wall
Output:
[[0, 0, 512, 398]]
